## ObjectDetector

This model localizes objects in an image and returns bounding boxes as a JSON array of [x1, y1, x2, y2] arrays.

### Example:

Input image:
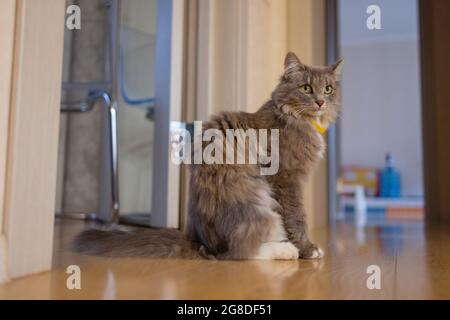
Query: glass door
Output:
[[118, 0, 184, 228], [117, 0, 157, 224]]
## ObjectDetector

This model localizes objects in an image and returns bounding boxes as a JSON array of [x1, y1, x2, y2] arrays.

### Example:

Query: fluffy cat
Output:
[[73, 52, 342, 260]]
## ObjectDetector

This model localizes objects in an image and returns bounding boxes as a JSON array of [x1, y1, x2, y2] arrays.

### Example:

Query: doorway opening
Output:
[[329, 0, 424, 228]]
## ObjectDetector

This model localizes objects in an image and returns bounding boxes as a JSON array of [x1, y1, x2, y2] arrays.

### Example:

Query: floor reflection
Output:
[[1, 219, 449, 299]]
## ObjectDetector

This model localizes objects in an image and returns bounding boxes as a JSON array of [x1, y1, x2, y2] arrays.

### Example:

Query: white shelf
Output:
[[340, 195, 424, 208]]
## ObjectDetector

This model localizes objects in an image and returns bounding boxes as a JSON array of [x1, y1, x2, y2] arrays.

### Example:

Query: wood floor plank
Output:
[[1, 219, 449, 299], [247, 226, 397, 299], [394, 225, 450, 299]]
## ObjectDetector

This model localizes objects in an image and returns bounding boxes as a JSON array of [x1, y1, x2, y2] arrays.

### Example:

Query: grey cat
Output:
[[73, 52, 342, 260]]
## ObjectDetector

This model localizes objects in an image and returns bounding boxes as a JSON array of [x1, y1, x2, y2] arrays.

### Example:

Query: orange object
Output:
[[387, 207, 424, 221]]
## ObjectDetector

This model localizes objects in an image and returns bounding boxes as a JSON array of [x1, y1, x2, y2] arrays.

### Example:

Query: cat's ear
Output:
[[330, 59, 344, 76], [284, 52, 304, 79]]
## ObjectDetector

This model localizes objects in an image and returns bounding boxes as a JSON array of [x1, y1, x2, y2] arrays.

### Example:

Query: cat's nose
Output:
[[315, 99, 325, 107]]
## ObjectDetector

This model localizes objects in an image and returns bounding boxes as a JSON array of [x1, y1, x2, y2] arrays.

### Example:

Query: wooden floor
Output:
[[0, 218, 449, 299]]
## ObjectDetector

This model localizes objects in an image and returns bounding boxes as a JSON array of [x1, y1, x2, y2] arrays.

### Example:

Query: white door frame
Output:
[[0, 0, 16, 284], [0, 0, 65, 282], [151, 0, 185, 228]]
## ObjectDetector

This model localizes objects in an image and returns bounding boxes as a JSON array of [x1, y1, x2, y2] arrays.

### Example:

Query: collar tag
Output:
[[310, 119, 327, 135]]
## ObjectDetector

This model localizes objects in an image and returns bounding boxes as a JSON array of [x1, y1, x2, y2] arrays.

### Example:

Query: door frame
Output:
[[420, 0, 450, 224], [0, 0, 65, 282], [326, 0, 340, 224], [150, 0, 185, 228], [0, 0, 16, 284]]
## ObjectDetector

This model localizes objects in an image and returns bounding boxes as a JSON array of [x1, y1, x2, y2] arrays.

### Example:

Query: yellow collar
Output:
[[310, 119, 327, 135]]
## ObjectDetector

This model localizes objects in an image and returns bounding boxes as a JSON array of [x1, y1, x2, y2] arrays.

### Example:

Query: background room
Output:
[[333, 0, 424, 228]]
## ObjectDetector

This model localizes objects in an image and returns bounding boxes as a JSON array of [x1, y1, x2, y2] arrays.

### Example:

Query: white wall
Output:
[[339, 0, 423, 197]]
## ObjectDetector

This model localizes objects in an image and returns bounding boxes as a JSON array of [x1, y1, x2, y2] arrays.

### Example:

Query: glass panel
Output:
[[118, 0, 158, 216]]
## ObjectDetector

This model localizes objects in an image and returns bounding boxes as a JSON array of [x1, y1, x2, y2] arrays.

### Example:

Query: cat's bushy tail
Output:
[[71, 228, 204, 259]]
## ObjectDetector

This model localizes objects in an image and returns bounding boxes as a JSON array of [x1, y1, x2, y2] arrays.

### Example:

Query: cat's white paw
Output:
[[303, 247, 324, 259], [253, 241, 299, 260], [275, 242, 300, 260]]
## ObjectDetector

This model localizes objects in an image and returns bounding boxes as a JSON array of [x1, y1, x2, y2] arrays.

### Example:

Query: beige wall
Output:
[[195, 0, 328, 229], [196, 0, 288, 117], [287, 0, 328, 229]]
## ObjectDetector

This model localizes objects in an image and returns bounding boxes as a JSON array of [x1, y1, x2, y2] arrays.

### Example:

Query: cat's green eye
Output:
[[299, 84, 313, 94], [324, 85, 334, 95]]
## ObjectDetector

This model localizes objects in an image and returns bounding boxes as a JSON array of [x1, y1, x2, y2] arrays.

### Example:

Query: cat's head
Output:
[[272, 52, 343, 126]]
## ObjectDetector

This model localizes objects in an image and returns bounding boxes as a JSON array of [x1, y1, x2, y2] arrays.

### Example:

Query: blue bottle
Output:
[[380, 153, 401, 198]]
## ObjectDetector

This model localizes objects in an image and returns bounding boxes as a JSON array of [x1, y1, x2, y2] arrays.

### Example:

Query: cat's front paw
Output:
[[298, 243, 324, 259]]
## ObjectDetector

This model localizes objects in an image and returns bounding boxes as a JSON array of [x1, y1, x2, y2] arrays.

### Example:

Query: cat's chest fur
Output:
[[278, 121, 325, 174]]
